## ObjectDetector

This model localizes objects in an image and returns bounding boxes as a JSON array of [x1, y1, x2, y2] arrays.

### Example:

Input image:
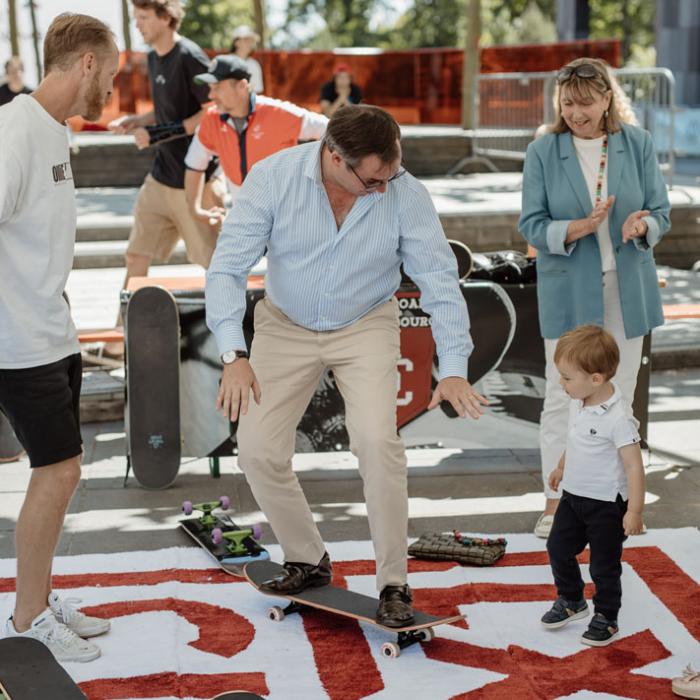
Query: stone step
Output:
[[73, 240, 188, 269]]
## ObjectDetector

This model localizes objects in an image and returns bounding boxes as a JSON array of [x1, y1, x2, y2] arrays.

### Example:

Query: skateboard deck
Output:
[[211, 693, 265, 699], [0, 637, 86, 699], [180, 497, 269, 577], [244, 560, 465, 658], [126, 285, 181, 489]]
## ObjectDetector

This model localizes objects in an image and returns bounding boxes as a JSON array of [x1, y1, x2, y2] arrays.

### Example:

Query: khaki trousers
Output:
[[237, 297, 408, 590]]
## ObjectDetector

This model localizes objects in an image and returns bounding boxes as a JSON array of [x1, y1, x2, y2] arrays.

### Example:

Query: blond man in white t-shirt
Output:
[[540, 325, 645, 648], [0, 13, 119, 662]]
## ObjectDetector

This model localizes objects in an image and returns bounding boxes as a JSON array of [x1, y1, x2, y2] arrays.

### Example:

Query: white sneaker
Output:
[[534, 513, 555, 539], [5, 609, 101, 662], [49, 592, 110, 638]]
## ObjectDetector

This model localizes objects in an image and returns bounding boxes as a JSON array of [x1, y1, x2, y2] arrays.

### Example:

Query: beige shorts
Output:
[[127, 174, 225, 268]]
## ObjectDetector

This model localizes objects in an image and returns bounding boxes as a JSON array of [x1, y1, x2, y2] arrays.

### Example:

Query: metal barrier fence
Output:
[[455, 67, 676, 186]]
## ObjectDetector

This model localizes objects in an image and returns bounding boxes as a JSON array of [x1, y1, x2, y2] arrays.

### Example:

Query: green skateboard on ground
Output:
[[180, 496, 269, 576], [245, 560, 465, 659], [0, 638, 86, 699]]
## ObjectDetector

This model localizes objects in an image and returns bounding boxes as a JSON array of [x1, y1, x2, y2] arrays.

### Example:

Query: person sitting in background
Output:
[[0, 57, 32, 106], [231, 25, 263, 94], [320, 63, 362, 118]]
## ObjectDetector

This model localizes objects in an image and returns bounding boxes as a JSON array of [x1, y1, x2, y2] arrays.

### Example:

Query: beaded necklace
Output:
[[594, 132, 609, 204]]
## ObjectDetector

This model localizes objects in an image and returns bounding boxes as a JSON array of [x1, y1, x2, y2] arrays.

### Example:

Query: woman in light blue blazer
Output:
[[519, 58, 671, 538]]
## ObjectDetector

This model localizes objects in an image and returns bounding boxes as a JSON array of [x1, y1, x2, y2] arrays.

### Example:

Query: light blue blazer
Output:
[[519, 124, 671, 339]]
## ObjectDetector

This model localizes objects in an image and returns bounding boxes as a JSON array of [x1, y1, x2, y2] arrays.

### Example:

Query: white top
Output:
[[0, 94, 80, 368], [573, 134, 616, 272], [561, 383, 641, 502], [244, 57, 264, 93]]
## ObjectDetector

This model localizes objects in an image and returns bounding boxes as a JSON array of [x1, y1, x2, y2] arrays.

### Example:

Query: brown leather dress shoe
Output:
[[377, 584, 414, 627], [259, 552, 332, 595]]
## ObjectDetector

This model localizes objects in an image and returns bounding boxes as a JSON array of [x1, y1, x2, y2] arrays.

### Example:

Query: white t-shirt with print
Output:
[[561, 383, 641, 502], [573, 134, 616, 272], [0, 94, 79, 368]]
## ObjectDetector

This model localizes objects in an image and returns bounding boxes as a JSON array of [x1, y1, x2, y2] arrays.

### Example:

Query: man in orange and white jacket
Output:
[[184, 54, 328, 229]]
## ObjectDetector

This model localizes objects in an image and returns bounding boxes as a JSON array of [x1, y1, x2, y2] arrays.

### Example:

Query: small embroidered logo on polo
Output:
[[590, 428, 597, 435], [155, 74, 166, 85]]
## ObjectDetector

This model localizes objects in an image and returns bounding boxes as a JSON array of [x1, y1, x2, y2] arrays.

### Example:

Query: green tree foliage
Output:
[[180, 0, 254, 51], [391, 0, 464, 49], [284, 0, 382, 47], [588, 0, 655, 65]]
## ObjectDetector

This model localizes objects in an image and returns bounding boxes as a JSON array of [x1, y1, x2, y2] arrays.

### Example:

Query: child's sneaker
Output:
[[581, 613, 619, 647], [5, 609, 101, 662], [49, 592, 110, 638], [672, 665, 700, 699], [533, 513, 554, 539], [541, 597, 589, 628]]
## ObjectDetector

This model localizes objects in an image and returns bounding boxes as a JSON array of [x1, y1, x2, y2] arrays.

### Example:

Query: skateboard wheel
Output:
[[219, 495, 230, 510], [251, 523, 263, 541], [212, 528, 223, 545], [418, 627, 435, 642], [182, 500, 193, 516], [381, 642, 401, 659], [268, 606, 284, 622]]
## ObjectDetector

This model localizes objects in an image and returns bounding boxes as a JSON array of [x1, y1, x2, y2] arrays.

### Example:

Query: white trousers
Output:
[[540, 270, 644, 498]]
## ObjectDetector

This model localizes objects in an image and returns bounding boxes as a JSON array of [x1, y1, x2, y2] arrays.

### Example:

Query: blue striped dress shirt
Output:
[[205, 140, 473, 380]]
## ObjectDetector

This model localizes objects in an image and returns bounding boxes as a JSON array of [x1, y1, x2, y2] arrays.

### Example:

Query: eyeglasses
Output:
[[557, 63, 603, 83], [347, 161, 406, 191]]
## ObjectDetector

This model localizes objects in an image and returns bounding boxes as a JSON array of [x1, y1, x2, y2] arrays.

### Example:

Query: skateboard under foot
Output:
[[180, 496, 270, 576], [244, 560, 465, 658]]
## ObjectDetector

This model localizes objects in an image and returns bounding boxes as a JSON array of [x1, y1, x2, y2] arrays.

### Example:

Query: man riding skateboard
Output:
[[206, 105, 487, 627], [0, 13, 118, 660], [183, 54, 328, 227]]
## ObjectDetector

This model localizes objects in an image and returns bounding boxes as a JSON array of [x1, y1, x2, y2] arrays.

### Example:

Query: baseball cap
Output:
[[194, 55, 252, 84], [333, 63, 352, 75], [232, 25, 260, 41]]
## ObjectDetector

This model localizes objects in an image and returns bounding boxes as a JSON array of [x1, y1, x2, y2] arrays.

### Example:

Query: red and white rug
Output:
[[0, 529, 698, 699]]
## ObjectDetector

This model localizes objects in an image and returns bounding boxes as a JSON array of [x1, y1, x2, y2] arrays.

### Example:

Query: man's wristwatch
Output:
[[221, 349, 249, 365]]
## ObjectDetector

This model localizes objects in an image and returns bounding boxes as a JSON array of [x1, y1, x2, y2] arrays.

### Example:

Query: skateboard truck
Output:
[[266, 602, 436, 659], [182, 496, 231, 528], [212, 525, 264, 556]]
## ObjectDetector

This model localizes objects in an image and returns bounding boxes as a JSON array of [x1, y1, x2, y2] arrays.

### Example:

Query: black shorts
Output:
[[0, 354, 83, 468]]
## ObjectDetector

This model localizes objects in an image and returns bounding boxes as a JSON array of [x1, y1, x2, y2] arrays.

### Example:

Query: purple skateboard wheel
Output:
[[212, 527, 223, 545], [182, 500, 193, 516], [219, 495, 231, 510], [251, 524, 263, 541]]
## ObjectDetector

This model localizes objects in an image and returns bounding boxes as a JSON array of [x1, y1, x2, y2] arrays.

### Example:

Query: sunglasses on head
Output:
[[557, 63, 602, 83]]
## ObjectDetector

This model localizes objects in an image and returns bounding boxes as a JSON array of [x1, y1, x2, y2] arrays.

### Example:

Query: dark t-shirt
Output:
[[0, 84, 32, 107], [147, 37, 211, 189], [319, 81, 362, 105]]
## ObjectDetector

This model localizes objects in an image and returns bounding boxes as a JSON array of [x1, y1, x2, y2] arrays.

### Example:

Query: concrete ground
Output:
[[0, 368, 697, 560]]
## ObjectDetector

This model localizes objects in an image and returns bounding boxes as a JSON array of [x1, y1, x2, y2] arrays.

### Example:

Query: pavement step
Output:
[[73, 240, 188, 269], [76, 220, 132, 242]]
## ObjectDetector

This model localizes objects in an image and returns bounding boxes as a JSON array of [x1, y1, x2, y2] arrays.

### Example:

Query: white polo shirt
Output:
[[561, 383, 641, 502]]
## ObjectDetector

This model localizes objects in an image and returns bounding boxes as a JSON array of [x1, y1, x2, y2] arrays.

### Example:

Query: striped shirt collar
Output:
[[303, 140, 383, 202]]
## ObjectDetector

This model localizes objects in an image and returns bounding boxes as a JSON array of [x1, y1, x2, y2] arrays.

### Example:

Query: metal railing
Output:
[[451, 67, 676, 186]]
